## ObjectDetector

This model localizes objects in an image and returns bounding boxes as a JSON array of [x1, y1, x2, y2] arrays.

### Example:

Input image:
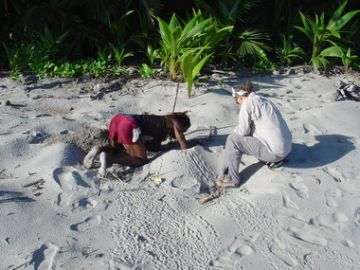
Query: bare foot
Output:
[[83, 145, 101, 168], [215, 177, 237, 189]]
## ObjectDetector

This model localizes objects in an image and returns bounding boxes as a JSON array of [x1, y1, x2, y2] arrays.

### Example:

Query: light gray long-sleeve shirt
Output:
[[234, 92, 292, 157]]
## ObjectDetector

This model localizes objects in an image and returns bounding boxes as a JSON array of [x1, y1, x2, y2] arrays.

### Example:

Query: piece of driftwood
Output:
[[198, 185, 222, 204]]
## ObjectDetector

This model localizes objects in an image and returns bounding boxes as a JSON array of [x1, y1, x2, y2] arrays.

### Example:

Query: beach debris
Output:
[[97, 165, 131, 182], [22, 179, 45, 189], [211, 69, 236, 76], [197, 184, 222, 204], [0, 196, 35, 204], [239, 187, 250, 194], [171, 82, 180, 113], [209, 125, 217, 139], [148, 175, 166, 186], [97, 170, 122, 181], [272, 70, 280, 76], [141, 173, 166, 187], [0, 169, 10, 179], [2, 99, 26, 108], [313, 176, 321, 184], [336, 81, 360, 101]]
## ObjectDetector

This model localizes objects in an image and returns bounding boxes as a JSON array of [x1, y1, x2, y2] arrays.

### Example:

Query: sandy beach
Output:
[[1, 69, 360, 270]]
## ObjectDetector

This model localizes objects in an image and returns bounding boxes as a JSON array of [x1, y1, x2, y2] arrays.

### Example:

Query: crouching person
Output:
[[216, 82, 292, 188]]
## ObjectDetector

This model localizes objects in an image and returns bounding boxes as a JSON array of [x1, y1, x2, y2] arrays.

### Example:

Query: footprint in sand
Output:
[[289, 225, 328, 246], [53, 167, 90, 190], [310, 212, 349, 232], [286, 211, 350, 249], [31, 243, 59, 270], [281, 191, 299, 209], [325, 189, 342, 208], [53, 167, 90, 206], [72, 197, 98, 212], [268, 237, 299, 267], [354, 207, 360, 226], [343, 239, 355, 247], [170, 175, 198, 190], [70, 215, 101, 232], [303, 123, 322, 135], [274, 201, 353, 267], [323, 167, 345, 182], [289, 182, 308, 199], [210, 237, 255, 268], [272, 213, 330, 267], [289, 174, 308, 199]]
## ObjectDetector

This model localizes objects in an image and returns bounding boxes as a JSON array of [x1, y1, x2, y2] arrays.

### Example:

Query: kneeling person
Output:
[[84, 112, 191, 175]]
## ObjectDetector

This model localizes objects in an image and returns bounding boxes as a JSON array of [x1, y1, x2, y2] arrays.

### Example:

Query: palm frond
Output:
[[237, 30, 271, 57]]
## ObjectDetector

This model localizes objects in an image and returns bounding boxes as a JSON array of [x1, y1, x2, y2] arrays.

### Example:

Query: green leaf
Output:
[[192, 53, 212, 79], [180, 46, 212, 98], [320, 46, 342, 57], [329, 29, 341, 39], [330, 0, 347, 22], [329, 10, 360, 31]]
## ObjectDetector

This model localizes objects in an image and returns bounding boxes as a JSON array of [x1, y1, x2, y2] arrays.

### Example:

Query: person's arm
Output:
[[234, 102, 252, 136], [171, 119, 188, 150]]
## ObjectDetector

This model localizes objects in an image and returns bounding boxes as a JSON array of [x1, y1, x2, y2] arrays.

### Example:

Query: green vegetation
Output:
[[252, 50, 277, 73], [1, 0, 360, 96], [156, 12, 212, 81], [276, 34, 304, 67], [180, 46, 213, 97], [295, 0, 360, 71], [139, 63, 156, 78]]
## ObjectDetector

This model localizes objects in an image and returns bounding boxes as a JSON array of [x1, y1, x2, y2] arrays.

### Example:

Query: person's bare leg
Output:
[[110, 155, 147, 167], [98, 151, 107, 177], [83, 142, 119, 169], [83, 145, 102, 168], [110, 144, 148, 167]]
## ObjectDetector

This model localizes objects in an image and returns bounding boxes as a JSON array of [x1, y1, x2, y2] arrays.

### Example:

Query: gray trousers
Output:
[[219, 133, 283, 186]]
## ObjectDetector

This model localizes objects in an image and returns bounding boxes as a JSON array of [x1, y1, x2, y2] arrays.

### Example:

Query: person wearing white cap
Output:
[[216, 82, 292, 188]]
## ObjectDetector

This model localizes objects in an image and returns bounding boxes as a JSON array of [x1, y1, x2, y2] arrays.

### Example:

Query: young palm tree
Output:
[[157, 12, 213, 80], [295, 0, 360, 71]]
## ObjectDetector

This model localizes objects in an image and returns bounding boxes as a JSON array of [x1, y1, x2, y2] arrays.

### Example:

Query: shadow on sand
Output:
[[97, 134, 354, 186], [219, 134, 355, 186], [286, 134, 355, 168], [238, 161, 265, 186], [240, 134, 355, 185]]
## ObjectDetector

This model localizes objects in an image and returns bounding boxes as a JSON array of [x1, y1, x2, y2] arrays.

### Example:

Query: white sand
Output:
[[1, 70, 360, 269]]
